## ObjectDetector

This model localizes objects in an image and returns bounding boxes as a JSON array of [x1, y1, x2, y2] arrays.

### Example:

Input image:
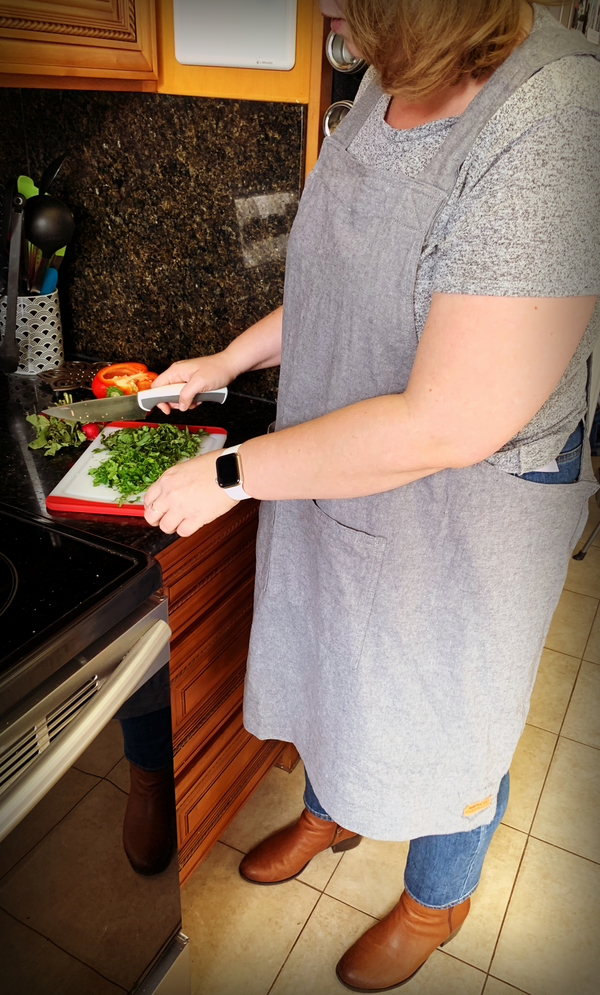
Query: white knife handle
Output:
[[137, 383, 228, 411]]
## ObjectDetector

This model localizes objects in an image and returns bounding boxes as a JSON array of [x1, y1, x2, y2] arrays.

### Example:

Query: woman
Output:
[[145, 2, 599, 989]]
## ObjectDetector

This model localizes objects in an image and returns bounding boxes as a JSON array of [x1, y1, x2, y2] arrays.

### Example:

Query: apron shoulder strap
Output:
[[420, 24, 600, 191], [327, 77, 387, 151]]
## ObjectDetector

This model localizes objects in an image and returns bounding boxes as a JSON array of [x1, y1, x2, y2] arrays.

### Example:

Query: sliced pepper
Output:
[[91, 363, 158, 398]]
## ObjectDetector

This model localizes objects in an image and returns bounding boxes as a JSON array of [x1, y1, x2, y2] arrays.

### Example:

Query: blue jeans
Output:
[[304, 770, 510, 908], [513, 421, 584, 484], [120, 706, 173, 771]]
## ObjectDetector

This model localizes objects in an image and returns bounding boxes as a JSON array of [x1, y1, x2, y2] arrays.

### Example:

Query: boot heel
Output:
[[440, 923, 464, 948], [332, 834, 362, 854]]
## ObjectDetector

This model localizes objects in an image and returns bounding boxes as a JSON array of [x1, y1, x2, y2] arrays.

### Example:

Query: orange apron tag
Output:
[[463, 796, 492, 817]]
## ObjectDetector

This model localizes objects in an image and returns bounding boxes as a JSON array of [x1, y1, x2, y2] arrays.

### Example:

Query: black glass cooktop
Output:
[[0, 503, 161, 708]]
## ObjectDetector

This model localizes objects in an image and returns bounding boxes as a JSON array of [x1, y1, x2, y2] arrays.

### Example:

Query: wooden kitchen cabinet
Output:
[[155, 498, 290, 885], [0, 0, 158, 88]]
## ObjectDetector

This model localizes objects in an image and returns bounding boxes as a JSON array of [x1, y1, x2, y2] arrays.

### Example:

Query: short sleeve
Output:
[[433, 60, 600, 299]]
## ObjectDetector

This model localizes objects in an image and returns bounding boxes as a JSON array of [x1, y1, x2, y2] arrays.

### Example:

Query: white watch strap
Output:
[[218, 445, 252, 500]]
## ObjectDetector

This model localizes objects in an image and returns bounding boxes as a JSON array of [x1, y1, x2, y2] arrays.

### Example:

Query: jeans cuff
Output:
[[302, 793, 333, 822], [403, 879, 479, 910]]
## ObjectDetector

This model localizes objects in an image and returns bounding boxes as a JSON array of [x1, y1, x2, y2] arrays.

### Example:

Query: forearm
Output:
[[240, 393, 447, 501], [222, 305, 283, 378]]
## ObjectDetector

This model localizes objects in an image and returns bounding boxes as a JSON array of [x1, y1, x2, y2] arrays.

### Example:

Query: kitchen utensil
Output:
[[0, 287, 63, 376], [46, 421, 228, 515], [41, 383, 229, 422], [0, 190, 26, 374], [17, 178, 39, 292], [37, 359, 113, 392], [49, 244, 66, 272], [40, 266, 58, 295], [24, 194, 75, 294], [39, 153, 67, 197], [0, 178, 15, 254], [17, 175, 39, 199]]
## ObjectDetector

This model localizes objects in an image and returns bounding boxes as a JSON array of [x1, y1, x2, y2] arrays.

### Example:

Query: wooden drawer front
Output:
[[165, 522, 257, 641], [156, 501, 258, 591], [177, 721, 282, 881], [171, 618, 252, 730], [169, 571, 255, 690], [172, 653, 250, 783]]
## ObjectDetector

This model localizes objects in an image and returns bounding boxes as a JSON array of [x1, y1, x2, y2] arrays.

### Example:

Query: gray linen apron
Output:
[[244, 24, 600, 841]]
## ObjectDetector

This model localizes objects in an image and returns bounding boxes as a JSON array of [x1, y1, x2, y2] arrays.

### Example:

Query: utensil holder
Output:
[[0, 289, 63, 376]]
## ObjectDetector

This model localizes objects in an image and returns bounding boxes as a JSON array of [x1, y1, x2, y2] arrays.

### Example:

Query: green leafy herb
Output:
[[105, 385, 124, 397], [88, 423, 208, 505], [26, 413, 86, 457]]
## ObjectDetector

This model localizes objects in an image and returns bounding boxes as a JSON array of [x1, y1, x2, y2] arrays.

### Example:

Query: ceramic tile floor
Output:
[[182, 482, 600, 995]]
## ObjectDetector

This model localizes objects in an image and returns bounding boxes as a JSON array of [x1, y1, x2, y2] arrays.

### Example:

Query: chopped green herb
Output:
[[26, 413, 86, 456], [88, 423, 208, 505]]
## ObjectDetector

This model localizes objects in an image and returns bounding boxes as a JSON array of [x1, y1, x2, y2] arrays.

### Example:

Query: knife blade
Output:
[[41, 383, 228, 423]]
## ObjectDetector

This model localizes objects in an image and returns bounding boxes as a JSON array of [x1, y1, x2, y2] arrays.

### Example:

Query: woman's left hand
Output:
[[144, 451, 238, 536]]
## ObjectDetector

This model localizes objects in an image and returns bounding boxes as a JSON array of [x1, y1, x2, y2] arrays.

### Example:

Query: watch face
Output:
[[216, 452, 241, 488]]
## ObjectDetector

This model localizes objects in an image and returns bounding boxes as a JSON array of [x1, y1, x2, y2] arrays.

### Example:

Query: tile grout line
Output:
[[526, 834, 600, 866], [580, 598, 600, 665], [484, 625, 591, 988], [263, 891, 327, 995]]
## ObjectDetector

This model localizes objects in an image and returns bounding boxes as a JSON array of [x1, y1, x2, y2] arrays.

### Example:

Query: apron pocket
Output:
[[265, 499, 386, 670]]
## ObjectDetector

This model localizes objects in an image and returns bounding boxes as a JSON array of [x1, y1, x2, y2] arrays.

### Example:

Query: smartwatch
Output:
[[215, 445, 251, 501]]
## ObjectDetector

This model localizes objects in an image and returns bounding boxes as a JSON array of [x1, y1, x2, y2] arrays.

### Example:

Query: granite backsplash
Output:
[[0, 88, 305, 401]]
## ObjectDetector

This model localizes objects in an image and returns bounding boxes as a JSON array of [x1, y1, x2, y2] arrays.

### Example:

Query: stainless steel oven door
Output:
[[0, 596, 190, 994]]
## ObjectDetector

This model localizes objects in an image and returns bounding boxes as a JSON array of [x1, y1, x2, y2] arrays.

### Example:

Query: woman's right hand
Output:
[[150, 352, 238, 414]]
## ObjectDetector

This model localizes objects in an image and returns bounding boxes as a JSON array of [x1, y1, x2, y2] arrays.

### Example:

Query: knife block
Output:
[[0, 289, 63, 376]]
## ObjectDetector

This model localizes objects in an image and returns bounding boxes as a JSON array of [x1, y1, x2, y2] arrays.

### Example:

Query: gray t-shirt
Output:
[[349, 4, 600, 473]]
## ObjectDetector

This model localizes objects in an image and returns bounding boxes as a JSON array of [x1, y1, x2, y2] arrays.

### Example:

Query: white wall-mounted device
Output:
[[173, 0, 297, 70]]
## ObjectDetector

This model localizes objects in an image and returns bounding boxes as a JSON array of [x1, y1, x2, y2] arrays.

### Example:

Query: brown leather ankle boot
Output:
[[336, 890, 470, 992], [239, 808, 361, 884], [122, 763, 175, 876]]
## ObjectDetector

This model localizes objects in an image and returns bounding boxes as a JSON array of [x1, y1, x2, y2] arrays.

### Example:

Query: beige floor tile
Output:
[[269, 894, 486, 995], [219, 762, 305, 854], [268, 894, 376, 995], [564, 543, 600, 599], [584, 609, 600, 664], [403, 951, 486, 995], [544, 589, 598, 658], [297, 845, 346, 892], [484, 979, 530, 995], [502, 725, 556, 833], [450, 823, 527, 972], [490, 838, 600, 995], [531, 737, 600, 862], [181, 842, 318, 995], [325, 838, 409, 919], [561, 661, 600, 748], [526, 649, 580, 734]]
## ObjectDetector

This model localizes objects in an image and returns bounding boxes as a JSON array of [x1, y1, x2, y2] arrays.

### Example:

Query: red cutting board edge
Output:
[[46, 421, 227, 517]]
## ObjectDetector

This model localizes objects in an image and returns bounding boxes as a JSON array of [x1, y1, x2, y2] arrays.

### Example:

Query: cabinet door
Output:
[[0, 0, 157, 81]]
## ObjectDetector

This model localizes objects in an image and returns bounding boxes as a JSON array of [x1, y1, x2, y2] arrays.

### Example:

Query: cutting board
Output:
[[46, 421, 227, 516]]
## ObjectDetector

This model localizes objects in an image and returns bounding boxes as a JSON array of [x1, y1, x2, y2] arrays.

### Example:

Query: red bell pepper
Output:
[[91, 363, 158, 398]]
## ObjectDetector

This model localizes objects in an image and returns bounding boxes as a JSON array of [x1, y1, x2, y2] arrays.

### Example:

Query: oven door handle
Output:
[[0, 619, 171, 844]]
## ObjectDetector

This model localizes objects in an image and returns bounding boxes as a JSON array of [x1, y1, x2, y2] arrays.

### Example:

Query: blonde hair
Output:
[[344, 1, 563, 100]]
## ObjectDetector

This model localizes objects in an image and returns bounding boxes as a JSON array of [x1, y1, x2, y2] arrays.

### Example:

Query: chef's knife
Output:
[[41, 383, 228, 423]]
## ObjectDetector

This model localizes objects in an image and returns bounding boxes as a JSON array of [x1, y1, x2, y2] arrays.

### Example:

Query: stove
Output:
[[0, 501, 162, 715], [0, 502, 190, 994]]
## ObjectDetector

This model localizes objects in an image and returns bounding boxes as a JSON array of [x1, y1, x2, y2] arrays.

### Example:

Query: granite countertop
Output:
[[1, 372, 275, 557]]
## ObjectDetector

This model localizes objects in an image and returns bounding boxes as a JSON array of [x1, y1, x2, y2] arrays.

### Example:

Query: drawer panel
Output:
[[169, 571, 255, 687], [178, 737, 282, 885], [166, 534, 257, 641], [172, 663, 248, 783], [172, 622, 252, 732]]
